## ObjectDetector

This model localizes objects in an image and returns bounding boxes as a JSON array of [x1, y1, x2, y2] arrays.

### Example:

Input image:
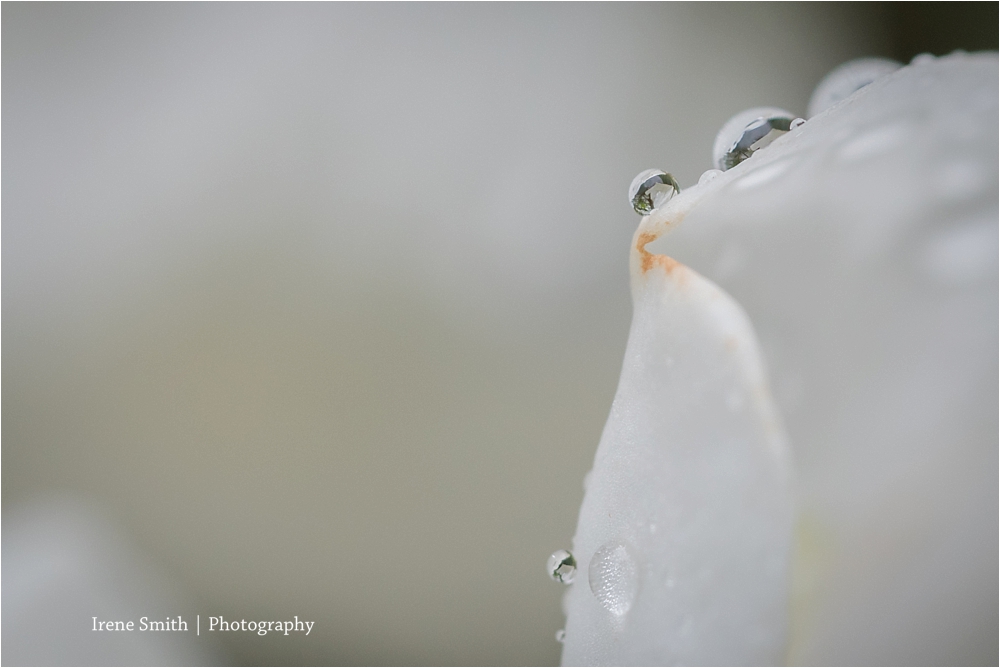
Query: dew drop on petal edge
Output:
[[547, 549, 577, 584], [698, 169, 723, 185], [713, 107, 797, 171], [629, 169, 680, 215]]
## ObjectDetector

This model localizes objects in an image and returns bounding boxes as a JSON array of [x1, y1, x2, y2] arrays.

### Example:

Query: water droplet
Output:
[[555, 629, 566, 643], [698, 169, 723, 185], [911, 52, 935, 66], [712, 107, 797, 171], [808, 57, 901, 118], [628, 169, 680, 215], [588, 542, 639, 616], [547, 549, 577, 584], [789, 117, 806, 130]]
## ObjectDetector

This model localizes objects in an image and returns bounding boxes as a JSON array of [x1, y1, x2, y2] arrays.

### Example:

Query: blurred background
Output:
[[2, 3, 996, 665]]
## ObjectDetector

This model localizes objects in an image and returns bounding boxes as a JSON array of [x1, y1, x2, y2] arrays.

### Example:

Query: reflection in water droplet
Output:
[[698, 169, 723, 185], [628, 169, 680, 215], [547, 549, 577, 584], [588, 542, 639, 616], [555, 629, 566, 643], [713, 107, 797, 171], [808, 57, 901, 118]]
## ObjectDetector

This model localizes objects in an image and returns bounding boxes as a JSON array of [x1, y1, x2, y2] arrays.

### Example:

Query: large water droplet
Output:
[[547, 549, 577, 584], [628, 169, 679, 215], [588, 542, 639, 616], [712, 107, 797, 171], [808, 57, 901, 118]]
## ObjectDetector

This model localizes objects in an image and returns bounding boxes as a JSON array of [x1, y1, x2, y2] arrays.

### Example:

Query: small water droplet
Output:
[[547, 549, 577, 584], [555, 629, 566, 643], [588, 542, 639, 616], [789, 117, 806, 130], [713, 107, 797, 171], [808, 57, 901, 117], [911, 52, 935, 66], [698, 169, 723, 185], [629, 169, 680, 215]]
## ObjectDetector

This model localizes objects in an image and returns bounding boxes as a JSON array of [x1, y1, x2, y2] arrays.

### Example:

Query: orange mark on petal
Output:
[[636, 231, 681, 275]]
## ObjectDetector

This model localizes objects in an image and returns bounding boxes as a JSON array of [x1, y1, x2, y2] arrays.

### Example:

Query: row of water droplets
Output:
[[628, 57, 902, 216]]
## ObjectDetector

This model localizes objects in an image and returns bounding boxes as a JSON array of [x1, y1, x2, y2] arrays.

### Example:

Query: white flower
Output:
[[563, 52, 998, 665]]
